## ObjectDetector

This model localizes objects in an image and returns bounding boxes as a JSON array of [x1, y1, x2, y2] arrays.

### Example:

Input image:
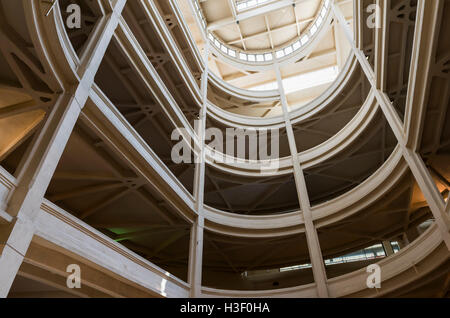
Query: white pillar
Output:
[[382, 241, 394, 256], [0, 93, 81, 297], [275, 64, 329, 298], [188, 40, 210, 298], [333, 1, 450, 250], [188, 214, 204, 297], [0, 0, 127, 297]]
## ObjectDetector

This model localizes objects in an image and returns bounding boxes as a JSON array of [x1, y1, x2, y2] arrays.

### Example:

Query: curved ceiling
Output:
[[199, 0, 325, 52], [0, 0, 449, 298], [179, 0, 353, 118]]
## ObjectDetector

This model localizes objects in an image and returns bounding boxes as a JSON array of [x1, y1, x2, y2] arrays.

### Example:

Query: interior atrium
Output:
[[0, 0, 449, 298]]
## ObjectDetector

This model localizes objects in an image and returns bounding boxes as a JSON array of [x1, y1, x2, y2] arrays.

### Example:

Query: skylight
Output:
[[248, 66, 339, 94], [282, 66, 339, 94], [236, 0, 274, 12], [191, 0, 332, 64]]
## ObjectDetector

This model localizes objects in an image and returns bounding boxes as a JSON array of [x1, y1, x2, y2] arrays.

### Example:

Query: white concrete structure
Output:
[[0, 0, 449, 298]]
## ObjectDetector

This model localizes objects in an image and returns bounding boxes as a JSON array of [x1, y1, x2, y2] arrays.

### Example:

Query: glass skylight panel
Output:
[[284, 46, 293, 55], [300, 35, 309, 45], [199, 0, 330, 64], [317, 16, 323, 26], [221, 44, 228, 54], [236, 0, 275, 12], [276, 50, 285, 59]]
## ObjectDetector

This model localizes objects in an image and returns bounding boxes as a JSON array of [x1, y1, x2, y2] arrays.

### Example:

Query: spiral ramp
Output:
[[0, 0, 449, 298]]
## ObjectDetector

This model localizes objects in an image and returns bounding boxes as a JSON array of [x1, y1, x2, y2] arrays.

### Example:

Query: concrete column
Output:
[[400, 233, 410, 248], [188, 215, 204, 297], [188, 40, 210, 298], [382, 241, 394, 256], [374, 0, 388, 91], [0, 0, 127, 297], [352, 0, 363, 50], [275, 64, 329, 298], [0, 93, 82, 297], [333, 2, 450, 251]]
